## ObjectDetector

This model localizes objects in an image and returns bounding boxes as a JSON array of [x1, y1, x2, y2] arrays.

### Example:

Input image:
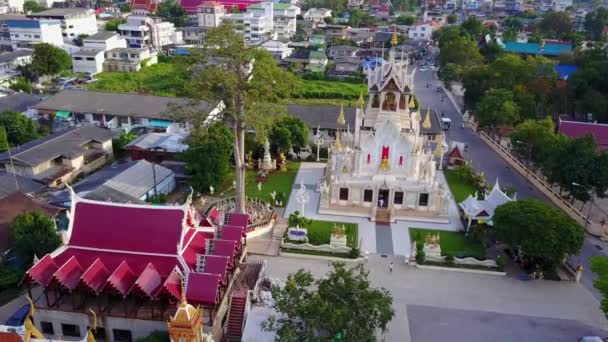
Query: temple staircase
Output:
[[224, 290, 248, 342], [375, 208, 391, 224]]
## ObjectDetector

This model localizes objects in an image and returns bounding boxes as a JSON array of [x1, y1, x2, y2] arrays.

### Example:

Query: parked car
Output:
[[4, 304, 29, 326]]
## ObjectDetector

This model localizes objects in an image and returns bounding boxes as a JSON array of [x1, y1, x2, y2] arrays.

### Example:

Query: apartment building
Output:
[[0, 49, 30, 86], [103, 47, 158, 72], [247, 2, 300, 39], [28, 8, 98, 42], [118, 13, 183, 49], [72, 31, 127, 75], [7, 18, 63, 49]]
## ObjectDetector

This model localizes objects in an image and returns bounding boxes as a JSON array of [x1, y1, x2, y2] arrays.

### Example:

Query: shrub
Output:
[[415, 250, 425, 265], [467, 224, 486, 245], [349, 246, 360, 259], [496, 255, 506, 271], [444, 254, 455, 266]]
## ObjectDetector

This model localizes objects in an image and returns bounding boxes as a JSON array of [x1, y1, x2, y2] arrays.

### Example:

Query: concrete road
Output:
[[253, 255, 608, 342], [413, 62, 606, 300]]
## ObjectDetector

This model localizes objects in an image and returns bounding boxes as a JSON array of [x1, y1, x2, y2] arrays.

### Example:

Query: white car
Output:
[[420, 67, 428, 72]]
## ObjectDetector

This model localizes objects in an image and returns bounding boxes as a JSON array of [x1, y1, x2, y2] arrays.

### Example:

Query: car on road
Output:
[[420, 66, 428, 71], [4, 304, 29, 326], [441, 118, 452, 130]]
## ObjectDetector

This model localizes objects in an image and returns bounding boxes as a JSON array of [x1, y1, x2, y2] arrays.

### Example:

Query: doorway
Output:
[[378, 189, 389, 208]]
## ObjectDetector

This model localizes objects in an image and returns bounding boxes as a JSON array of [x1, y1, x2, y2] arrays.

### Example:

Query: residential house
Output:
[[371, 31, 392, 48], [0, 0, 23, 13], [31, 89, 221, 134], [349, 28, 374, 47], [72, 31, 128, 75], [27, 9, 98, 43], [328, 44, 358, 59], [423, 10, 447, 24], [259, 39, 293, 60], [0, 14, 26, 50], [286, 104, 357, 141], [559, 119, 608, 151], [303, 7, 332, 25], [119, 14, 183, 49], [7, 19, 63, 49], [196, 0, 225, 27], [0, 50, 31, 86], [322, 24, 350, 40], [103, 47, 158, 72], [330, 57, 360, 76], [125, 132, 188, 162], [0, 171, 45, 198], [248, 2, 300, 39], [283, 48, 310, 64], [408, 21, 440, 40], [0, 125, 113, 188], [305, 49, 327, 72], [180, 26, 206, 44], [0, 92, 43, 118]]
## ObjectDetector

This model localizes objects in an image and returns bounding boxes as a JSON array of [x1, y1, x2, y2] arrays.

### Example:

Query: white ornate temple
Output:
[[319, 34, 450, 223]]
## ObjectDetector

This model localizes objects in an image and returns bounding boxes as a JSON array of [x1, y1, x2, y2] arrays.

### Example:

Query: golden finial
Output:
[[390, 32, 398, 47], [24, 296, 44, 340], [334, 132, 342, 150], [337, 104, 346, 126], [434, 143, 444, 158], [356, 92, 365, 109], [87, 308, 98, 342], [408, 94, 416, 109], [423, 107, 432, 129]]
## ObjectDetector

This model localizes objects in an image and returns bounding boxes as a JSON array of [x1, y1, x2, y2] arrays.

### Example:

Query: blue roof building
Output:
[[554, 64, 578, 80], [503, 41, 572, 56]]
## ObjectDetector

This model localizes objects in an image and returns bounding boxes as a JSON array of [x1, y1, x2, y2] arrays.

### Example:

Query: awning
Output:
[[55, 111, 70, 118], [149, 120, 172, 128]]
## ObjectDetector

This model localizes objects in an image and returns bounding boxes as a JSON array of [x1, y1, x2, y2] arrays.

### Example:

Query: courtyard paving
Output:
[[283, 162, 464, 258], [250, 255, 608, 342]]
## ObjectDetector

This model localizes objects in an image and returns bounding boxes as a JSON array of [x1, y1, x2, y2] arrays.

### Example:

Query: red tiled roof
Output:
[[228, 213, 248, 228], [200, 255, 229, 285], [79, 258, 110, 294], [52, 256, 83, 291], [211, 239, 238, 266], [131, 263, 162, 298], [68, 201, 185, 255], [220, 225, 245, 240], [182, 231, 211, 269], [559, 119, 608, 150], [131, 0, 158, 11], [448, 146, 463, 159], [186, 272, 221, 305], [104, 261, 137, 297], [159, 268, 181, 300], [22, 254, 57, 287]]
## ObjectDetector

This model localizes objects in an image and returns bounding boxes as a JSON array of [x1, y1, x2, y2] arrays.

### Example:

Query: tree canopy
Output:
[[105, 18, 126, 32], [269, 116, 309, 153], [0, 111, 41, 148], [156, 0, 189, 27], [263, 263, 394, 341], [539, 10, 573, 40], [179, 21, 300, 213], [348, 9, 377, 28], [23, 0, 46, 12], [439, 36, 483, 67], [584, 7, 608, 41], [475, 88, 520, 128], [493, 199, 584, 274], [30, 43, 72, 77], [181, 123, 234, 193], [11, 212, 62, 266]]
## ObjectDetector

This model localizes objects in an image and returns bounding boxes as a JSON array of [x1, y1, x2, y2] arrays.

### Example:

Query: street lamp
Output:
[[572, 182, 593, 231]]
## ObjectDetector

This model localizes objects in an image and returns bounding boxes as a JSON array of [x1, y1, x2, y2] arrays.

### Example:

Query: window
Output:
[[86, 57, 94, 61], [363, 189, 373, 202], [34, 34, 39, 38], [418, 193, 429, 206], [113, 329, 133, 342], [61, 324, 81, 337], [74, 57, 82, 60], [394, 191, 404, 205], [70, 33, 75, 37], [41, 322, 54, 335], [68, 25, 74, 28], [339, 188, 349, 201], [62, 33, 67, 37]]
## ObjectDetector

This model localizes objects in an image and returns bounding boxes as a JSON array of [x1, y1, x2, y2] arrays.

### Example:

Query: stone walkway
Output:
[[376, 224, 394, 254], [247, 218, 288, 256]]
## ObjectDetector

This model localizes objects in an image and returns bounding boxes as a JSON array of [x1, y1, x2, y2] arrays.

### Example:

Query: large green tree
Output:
[[23, 0, 46, 12], [509, 117, 560, 167], [182, 123, 234, 193], [156, 0, 189, 27], [11, 212, 62, 266], [475, 88, 520, 128], [30, 43, 71, 77], [105, 18, 126, 32], [263, 263, 394, 342], [269, 116, 309, 153], [539, 10, 573, 40], [493, 199, 584, 274], [300, 0, 347, 11], [438, 36, 483, 67], [0, 111, 41, 147], [584, 7, 608, 41], [348, 9, 377, 28], [180, 21, 300, 213]]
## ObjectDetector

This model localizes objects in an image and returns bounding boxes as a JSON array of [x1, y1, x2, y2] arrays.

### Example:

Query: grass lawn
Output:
[[444, 169, 477, 203], [85, 63, 185, 97], [304, 220, 358, 248], [410, 228, 485, 259], [244, 162, 301, 205], [293, 79, 367, 101]]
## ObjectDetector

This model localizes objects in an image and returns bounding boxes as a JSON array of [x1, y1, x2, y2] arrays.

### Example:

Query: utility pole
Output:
[[1, 124, 18, 191]]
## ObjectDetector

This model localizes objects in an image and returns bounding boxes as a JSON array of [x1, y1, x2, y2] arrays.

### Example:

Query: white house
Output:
[[0, 0, 23, 13], [197, 0, 224, 27], [222, 10, 274, 43], [247, 2, 300, 39], [7, 18, 63, 49], [72, 31, 127, 75], [553, 0, 572, 11], [408, 21, 440, 40], [459, 179, 514, 230], [103, 47, 158, 72], [28, 9, 98, 42], [303, 8, 332, 24], [259, 40, 292, 60], [119, 14, 183, 49], [0, 50, 31, 86]]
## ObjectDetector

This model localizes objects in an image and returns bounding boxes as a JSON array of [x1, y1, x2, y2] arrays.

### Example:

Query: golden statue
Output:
[[390, 32, 398, 46], [379, 156, 390, 171], [279, 153, 288, 172]]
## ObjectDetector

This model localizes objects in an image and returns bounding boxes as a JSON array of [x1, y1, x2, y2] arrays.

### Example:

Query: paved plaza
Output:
[[250, 255, 608, 342], [283, 162, 463, 257]]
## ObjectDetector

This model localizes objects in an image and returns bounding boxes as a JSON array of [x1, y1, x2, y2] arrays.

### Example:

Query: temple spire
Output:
[[408, 94, 416, 109], [337, 104, 346, 126], [356, 91, 365, 109], [423, 107, 432, 129], [334, 132, 342, 150]]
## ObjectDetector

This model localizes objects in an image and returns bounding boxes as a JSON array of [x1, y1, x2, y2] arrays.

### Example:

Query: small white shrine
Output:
[[459, 179, 515, 230], [318, 33, 451, 223]]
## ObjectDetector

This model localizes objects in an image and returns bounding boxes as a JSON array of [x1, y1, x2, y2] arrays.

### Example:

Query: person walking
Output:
[[389, 261, 394, 273]]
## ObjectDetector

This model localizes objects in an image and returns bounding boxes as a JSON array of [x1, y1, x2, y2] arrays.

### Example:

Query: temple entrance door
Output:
[[378, 189, 389, 207]]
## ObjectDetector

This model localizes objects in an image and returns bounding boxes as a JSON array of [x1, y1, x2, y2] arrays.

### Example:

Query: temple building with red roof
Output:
[[559, 119, 608, 151], [21, 189, 254, 341]]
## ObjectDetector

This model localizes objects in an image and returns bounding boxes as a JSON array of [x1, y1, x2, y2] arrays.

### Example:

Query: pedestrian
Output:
[[389, 261, 394, 273]]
